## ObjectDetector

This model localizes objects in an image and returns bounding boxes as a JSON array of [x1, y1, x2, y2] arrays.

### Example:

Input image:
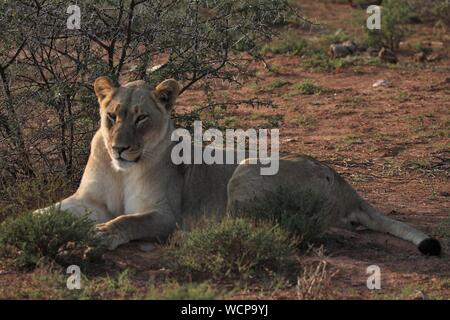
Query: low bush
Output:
[[364, 0, 414, 50], [294, 80, 323, 94], [147, 282, 220, 300], [165, 217, 298, 280], [0, 209, 101, 269]]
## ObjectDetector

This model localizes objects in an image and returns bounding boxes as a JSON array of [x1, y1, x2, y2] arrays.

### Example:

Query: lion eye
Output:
[[136, 115, 148, 124], [107, 112, 117, 123]]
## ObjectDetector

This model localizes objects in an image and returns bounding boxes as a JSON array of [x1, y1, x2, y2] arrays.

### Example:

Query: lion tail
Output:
[[350, 201, 441, 256]]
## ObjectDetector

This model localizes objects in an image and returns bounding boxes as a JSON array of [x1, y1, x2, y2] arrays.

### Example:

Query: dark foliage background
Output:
[[0, 0, 299, 218]]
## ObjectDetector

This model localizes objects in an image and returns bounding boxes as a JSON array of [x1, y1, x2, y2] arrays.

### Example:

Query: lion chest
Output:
[[120, 173, 164, 214], [121, 180, 147, 214]]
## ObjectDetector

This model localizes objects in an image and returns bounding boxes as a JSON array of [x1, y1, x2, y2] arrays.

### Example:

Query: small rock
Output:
[[341, 40, 358, 54], [139, 242, 156, 252], [329, 40, 360, 59], [373, 79, 392, 88], [379, 48, 398, 64], [329, 44, 352, 58]]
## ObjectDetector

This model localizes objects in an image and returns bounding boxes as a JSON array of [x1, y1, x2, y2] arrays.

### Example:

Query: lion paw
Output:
[[95, 223, 127, 251]]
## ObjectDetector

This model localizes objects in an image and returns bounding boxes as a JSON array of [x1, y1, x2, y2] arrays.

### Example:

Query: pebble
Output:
[[372, 79, 392, 88], [139, 242, 156, 252]]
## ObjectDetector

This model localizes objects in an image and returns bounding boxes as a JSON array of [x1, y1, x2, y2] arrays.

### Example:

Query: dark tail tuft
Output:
[[418, 238, 441, 256]]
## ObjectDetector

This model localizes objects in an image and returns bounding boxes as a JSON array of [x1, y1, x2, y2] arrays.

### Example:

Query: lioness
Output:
[[35, 77, 441, 256]]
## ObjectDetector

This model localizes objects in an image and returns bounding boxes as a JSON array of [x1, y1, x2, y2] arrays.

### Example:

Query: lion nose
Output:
[[112, 145, 130, 156]]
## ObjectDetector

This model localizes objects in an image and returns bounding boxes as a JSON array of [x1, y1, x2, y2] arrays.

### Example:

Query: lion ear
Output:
[[94, 76, 116, 103], [154, 79, 181, 111]]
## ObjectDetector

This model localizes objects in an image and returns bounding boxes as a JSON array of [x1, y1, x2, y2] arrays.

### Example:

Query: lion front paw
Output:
[[95, 222, 128, 251], [33, 206, 53, 216]]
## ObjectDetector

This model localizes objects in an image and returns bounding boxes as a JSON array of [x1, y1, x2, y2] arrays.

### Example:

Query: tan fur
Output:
[[35, 78, 436, 253]]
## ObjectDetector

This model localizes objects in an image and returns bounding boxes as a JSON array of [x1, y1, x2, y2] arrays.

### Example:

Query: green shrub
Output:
[[165, 217, 298, 280], [408, 0, 450, 27], [261, 30, 355, 73], [319, 29, 351, 46], [428, 0, 450, 27], [364, 0, 414, 50], [301, 53, 350, 72], [296, 114, 318, 128], [237, 188, 333, 244], [260, 31, 309, 55], [293, 80, 322, 94], [265, 114, 285, 128], [261, 29, 350, 57], [266, 79, 290, 90], [295, 29, 375, 72], [147, 282, 220, 300], [0, 209, 101, 269], [0, 0, 297, 194]]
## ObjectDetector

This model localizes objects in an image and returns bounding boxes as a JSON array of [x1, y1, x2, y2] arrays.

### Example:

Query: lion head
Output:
[[93, 77, 181, 171]]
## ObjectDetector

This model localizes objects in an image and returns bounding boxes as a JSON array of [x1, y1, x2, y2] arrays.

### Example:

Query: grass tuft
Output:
[[293, 80, 322, 95], [147, 282, 220, 300], [266, 78, 290, 90], [260, 31, 309, 55]]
